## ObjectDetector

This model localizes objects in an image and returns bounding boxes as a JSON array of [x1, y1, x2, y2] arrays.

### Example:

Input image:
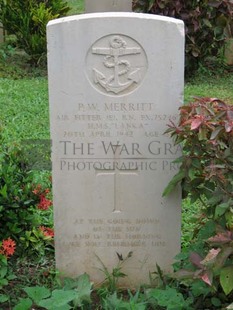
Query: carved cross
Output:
[[95, 169, 138, 213], [95, 145, 138, 213]]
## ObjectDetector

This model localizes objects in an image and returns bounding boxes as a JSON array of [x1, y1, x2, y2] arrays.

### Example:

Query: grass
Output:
[[66, 0, 84, 15], [185, 72, 233, 104], [0, 78, 49, 142]]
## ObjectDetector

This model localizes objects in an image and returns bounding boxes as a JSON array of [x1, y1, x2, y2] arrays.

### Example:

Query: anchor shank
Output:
[[113, 55, 120, 87]]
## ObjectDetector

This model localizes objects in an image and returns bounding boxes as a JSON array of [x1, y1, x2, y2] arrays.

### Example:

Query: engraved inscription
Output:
[[58, 217, 166, 249], [86, 35, 148, 96]]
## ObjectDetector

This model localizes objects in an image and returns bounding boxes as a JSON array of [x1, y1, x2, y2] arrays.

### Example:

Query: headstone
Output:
[[85, 0, 132, 13], [47, 12, 184, 287]]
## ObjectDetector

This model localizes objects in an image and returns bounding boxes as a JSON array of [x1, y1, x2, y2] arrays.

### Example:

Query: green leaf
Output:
[[203, 18, 212, 28], [146, 286, 192, 310], [38, 289, 76, 309], [13, 298, 33, 310], [24, 286, 50, 304], [191, 158, 202, 169], [198, 127, 207, 140], [162, 170, 185, 196], [24, 199, 34, 205], [191, 281, 211, 297], [211, 297, 221, 307], [220, 266, 233, 295], [148, 0, 154, 10], [0, 278, 8, 286], [210, 127, 222, 140], [0, 266, 7, 278], [214, 26, 224, 37], [188, 167, 197, 180], [0, 184, 7, 199], [7, 273, 17, 280], [73, 273, 92, 307], [208, 194, 222, 206], [63, 277, 80, 290], [104, 292, 124, 309], [215, 202, 230, 219], [0, 294, 9, 303], [216, 15, 227, 27]]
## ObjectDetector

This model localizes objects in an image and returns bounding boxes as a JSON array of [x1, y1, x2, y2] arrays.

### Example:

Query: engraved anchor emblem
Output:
[[92, 36, 142, 94]]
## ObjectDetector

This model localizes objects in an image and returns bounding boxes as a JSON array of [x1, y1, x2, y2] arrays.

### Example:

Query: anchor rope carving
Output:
[[104, 55, 130, 85], [91, 35, 142, 94]]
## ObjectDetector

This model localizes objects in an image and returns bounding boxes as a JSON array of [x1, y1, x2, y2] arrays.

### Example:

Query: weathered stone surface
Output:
[[47, 12, 184, 287]]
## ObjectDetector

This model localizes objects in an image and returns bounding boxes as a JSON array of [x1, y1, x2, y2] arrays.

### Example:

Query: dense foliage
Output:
[[163, 97, 233, 308], [133, 0, 233, 75], [0, 0, 70, 64], [0, 132, 53, 257]]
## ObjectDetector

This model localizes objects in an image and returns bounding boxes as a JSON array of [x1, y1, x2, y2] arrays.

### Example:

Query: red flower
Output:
[[37, 195, 52, 210], [39, 226, 54, 238], [32, 184, 42, 195], [1, 238, 16, 257]]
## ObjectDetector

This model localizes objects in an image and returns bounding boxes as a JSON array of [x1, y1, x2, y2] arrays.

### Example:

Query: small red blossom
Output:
[[38, 195, 52, 210], [32, 184, 52, 210], [32, 184, 42, 195], [1, 238, 16, 257], [39, 226, 54, 238]]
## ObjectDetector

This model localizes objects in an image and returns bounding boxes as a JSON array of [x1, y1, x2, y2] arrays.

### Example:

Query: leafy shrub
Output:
[[133, 0, 233, 76], [0, 0, 70, 64], [0, 35, 48, 78], [164, 97, 233, 307], [14, 274, 93, 310], [0, 131, 53, 256]]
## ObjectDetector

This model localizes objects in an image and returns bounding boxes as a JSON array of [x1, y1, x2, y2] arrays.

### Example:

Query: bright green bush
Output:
[[133, 0, 233, 76], [0, 0, 70, 64]]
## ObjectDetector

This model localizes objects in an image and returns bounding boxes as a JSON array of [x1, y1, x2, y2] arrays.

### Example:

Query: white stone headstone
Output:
[[85, 0, 132, 13], [47, 12, 184, 287]]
